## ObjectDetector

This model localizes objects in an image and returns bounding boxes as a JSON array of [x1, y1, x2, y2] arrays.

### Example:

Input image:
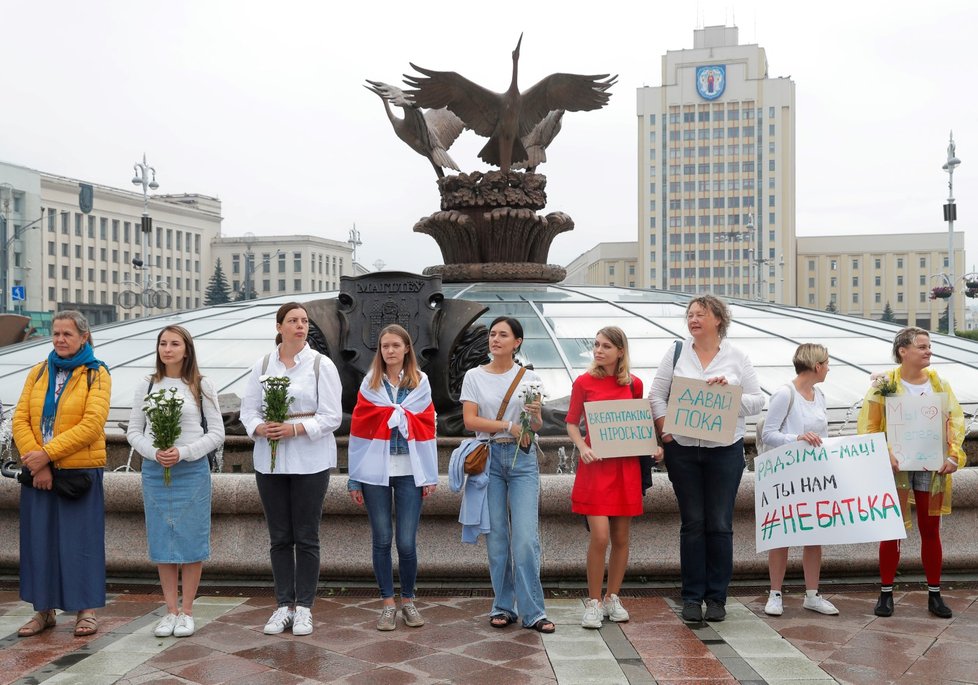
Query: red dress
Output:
[[566, 373, 644, 517]]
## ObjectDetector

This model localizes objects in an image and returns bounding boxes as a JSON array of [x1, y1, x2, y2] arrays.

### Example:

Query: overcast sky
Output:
[[2, 0, 975, 276]]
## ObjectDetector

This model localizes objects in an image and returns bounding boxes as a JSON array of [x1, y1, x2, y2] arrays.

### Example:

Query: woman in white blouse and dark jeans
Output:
[[240, 302, 343, 638], [759, 343, 838, 617], [650, 295, 765, 623]]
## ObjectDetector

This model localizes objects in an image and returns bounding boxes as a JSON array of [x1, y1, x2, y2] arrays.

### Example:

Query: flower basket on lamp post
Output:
[[930, 285, 954, 300]]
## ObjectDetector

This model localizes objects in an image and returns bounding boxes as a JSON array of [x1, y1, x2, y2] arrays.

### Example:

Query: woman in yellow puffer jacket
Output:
[[13, 310, 111, 638]]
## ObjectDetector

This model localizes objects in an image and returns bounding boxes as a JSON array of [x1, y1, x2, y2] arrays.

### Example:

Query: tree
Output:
[[938, 306, 949, 334], [825, 300, 837, 313], [204, 259, 232, 305], [881, 302, 895, 322]]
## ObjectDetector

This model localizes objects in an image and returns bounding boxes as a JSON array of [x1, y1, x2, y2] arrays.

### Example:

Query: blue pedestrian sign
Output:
[[11, 286, 25, 301]]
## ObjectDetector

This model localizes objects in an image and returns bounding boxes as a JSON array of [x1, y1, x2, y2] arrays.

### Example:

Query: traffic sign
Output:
[[11, 286, 25, 302]]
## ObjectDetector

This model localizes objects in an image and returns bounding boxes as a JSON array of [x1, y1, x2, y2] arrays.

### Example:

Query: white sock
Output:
[[806, 589, 819, 599], [770, 590, 782, 597]]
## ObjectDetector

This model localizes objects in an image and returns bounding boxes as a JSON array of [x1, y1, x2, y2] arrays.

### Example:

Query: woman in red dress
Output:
[[565, 326, 663, 629]]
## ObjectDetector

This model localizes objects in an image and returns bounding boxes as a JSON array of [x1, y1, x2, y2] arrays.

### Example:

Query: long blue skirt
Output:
[[141, 458, 211, 564], [19, 468, 106, 611]]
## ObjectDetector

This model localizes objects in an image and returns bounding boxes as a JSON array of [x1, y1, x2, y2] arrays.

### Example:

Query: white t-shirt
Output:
[[900, 378, 932, 396], [460, 364, 543, 441], [761, 383, 828, 449]]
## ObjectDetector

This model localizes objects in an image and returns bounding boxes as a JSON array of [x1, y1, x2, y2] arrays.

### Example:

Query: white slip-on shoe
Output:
[[154, 613, 178, 637], [173, 613, 195, 637]]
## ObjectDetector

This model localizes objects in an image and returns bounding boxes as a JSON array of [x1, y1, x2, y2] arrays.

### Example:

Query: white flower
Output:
[[258, 375, 270, 382]]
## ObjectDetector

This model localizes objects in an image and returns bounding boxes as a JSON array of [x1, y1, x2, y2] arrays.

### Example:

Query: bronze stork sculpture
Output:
[[512, 109, 564, 173], [403, 35, 615, 174], [364, 80, 466, 179]]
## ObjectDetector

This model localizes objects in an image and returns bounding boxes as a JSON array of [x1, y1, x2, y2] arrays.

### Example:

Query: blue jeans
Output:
[[486, 442, 547, 627], [361, 476, 424, 599], [664, 439, 745, 604]]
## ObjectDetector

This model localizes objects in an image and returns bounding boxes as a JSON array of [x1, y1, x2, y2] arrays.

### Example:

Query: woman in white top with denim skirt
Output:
[[759, 343, 838, 617]]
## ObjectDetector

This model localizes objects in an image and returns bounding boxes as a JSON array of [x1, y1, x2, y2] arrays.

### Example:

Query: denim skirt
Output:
[[20, 468, 106, 611], [142, 457, 211, 564]]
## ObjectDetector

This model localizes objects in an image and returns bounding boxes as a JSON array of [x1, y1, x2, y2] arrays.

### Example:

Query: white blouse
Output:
[[649, 338, 766, 448], [761, 383, 828, 449], [127, 376, 225, 462], [239, 343, 343, 475]]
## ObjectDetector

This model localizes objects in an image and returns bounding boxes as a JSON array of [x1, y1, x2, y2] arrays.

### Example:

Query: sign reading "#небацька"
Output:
[[662, 376, 742, 443], [754, 432, 905, 553], [583, 399, 658, 458]]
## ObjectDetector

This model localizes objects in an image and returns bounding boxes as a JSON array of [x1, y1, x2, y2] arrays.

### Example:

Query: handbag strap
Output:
[[494, 366, 527, 421]]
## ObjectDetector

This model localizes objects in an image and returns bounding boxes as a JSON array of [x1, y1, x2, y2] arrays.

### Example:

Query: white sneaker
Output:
[[764, 591, 783, 616], [173, 613, 195, 637], [154, 612, 178, 637], [263, 606, 295, 635], [602, 594, 630, 623], [292, 606, 313, 636], [581, 598, 603, 629], [803, 592, 839, 615]]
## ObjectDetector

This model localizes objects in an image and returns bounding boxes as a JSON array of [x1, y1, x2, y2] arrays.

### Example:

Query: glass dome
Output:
[[3, 284, 977, 429]]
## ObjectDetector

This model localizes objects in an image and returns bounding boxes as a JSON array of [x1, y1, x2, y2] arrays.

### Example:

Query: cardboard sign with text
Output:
[[583, 399, 658, 458], [662, 376, 742, 443], [754, 432, 906, 552], [885, 393, 946, 471]]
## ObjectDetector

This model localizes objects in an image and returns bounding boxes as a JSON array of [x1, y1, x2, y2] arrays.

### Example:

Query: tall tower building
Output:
[[637, 26, 795, 302]]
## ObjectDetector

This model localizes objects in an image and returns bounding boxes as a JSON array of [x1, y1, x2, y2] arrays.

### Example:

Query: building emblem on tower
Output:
[[695, 65, 726, 100]]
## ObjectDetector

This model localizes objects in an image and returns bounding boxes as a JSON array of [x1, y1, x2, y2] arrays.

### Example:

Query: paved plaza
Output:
[[0, 580, 975, 684]]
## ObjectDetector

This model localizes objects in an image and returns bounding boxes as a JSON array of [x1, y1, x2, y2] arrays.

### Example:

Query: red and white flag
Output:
[[348, 373, 438, 486]]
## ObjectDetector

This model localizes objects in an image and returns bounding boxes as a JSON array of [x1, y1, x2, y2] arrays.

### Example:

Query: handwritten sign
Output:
[[885, 394, 946, 471], [583, 399, 658, 458], [754, 433, 906, 553], [662, 376, 742, 443]]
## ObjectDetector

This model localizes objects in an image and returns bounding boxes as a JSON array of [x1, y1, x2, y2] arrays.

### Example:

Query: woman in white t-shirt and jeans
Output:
[[760, 343, 838, 617], [460, 316, 553, 634]]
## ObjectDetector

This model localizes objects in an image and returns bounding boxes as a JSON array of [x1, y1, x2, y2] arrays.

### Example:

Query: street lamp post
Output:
[[131, 154, 159, 318], [942, 132, 961, 337], [348, 225, 362, 267]]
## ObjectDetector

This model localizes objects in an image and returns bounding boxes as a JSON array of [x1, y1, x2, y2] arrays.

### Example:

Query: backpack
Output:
[[756, 383, 796, 454], [34, 362, 98, 390]]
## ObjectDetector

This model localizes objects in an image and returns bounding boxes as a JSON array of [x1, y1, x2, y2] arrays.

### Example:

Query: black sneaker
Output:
[[928, 593, 952, 619], [704, 600, 726, 622], [681, 601, 703, 622], [874, 591, 894, 617]]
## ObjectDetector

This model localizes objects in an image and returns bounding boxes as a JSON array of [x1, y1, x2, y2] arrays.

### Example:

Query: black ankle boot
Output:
[[874, 591, 893, 617], [928, 592, 952, 619]]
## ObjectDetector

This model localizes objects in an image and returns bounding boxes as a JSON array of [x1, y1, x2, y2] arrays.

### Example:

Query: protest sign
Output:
[[754, 432, 906, 553], [885, 394, 946, 471], [662, 376, 742, 443], [583, 399, 658, 458]]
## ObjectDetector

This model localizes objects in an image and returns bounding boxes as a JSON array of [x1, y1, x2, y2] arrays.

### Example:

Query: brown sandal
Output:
[[18, 610, 56, 637], [73, 612, 98, 637]]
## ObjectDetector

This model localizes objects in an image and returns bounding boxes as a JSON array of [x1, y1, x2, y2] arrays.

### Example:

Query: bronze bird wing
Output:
[[424, 107, 465, 171], [403, 63, 501, 138], [518, 73, 617, 138], [364, 79, 413, 108], [513, 110, 564, 170], [365, 79, 434, 159]]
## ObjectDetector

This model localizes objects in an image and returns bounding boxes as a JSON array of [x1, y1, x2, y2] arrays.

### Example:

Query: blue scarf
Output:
[[40, 343, 109, 436]]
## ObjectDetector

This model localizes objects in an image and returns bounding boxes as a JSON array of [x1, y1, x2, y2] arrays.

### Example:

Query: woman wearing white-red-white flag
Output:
[[348, 324, 438, 631]]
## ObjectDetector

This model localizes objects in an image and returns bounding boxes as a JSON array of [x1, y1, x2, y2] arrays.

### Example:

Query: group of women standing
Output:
[[10, 295, 967, 642]]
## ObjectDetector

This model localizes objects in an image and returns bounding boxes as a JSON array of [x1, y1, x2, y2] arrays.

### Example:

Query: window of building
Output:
[[920, 292, 927, 303], [830, 260, 837, 270], [944, 256, 949, 268], [278, 279, 286, 291], [808, 259, 815, 271], [61, 265, 69, 279], [769, 212, 775, 224], [897, 292, 904, 303], [875, 258, 881, 269], [263, 279, 271, 291], [683, 111, 694, 122], [125, 221, 132, 242], [875, 276, 881, 286], [920, 257, 927, 268], [232, 255, 240, 274], [74, 245, 81, 258], [649, 114, 656, 125], [875, 293, 881, 304], [263, 253, 271, 273], [831, 277, 837, 287], [808, 277, 815, 288], [897, 257, 904, 268], [852, 276, 859, 286], [897, 275, 904, 286], [769, 123, 775, 135], [853, 293, 859, 304], [294, 278, 302, 291], [608, 265, 615, 275], [920, 275, 926, 286], [808, 293, 815, 305]]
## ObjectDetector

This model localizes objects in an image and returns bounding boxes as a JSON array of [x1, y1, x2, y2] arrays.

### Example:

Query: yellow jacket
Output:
[[13, 361, 111, 469], [857, 366, 965, 526]]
